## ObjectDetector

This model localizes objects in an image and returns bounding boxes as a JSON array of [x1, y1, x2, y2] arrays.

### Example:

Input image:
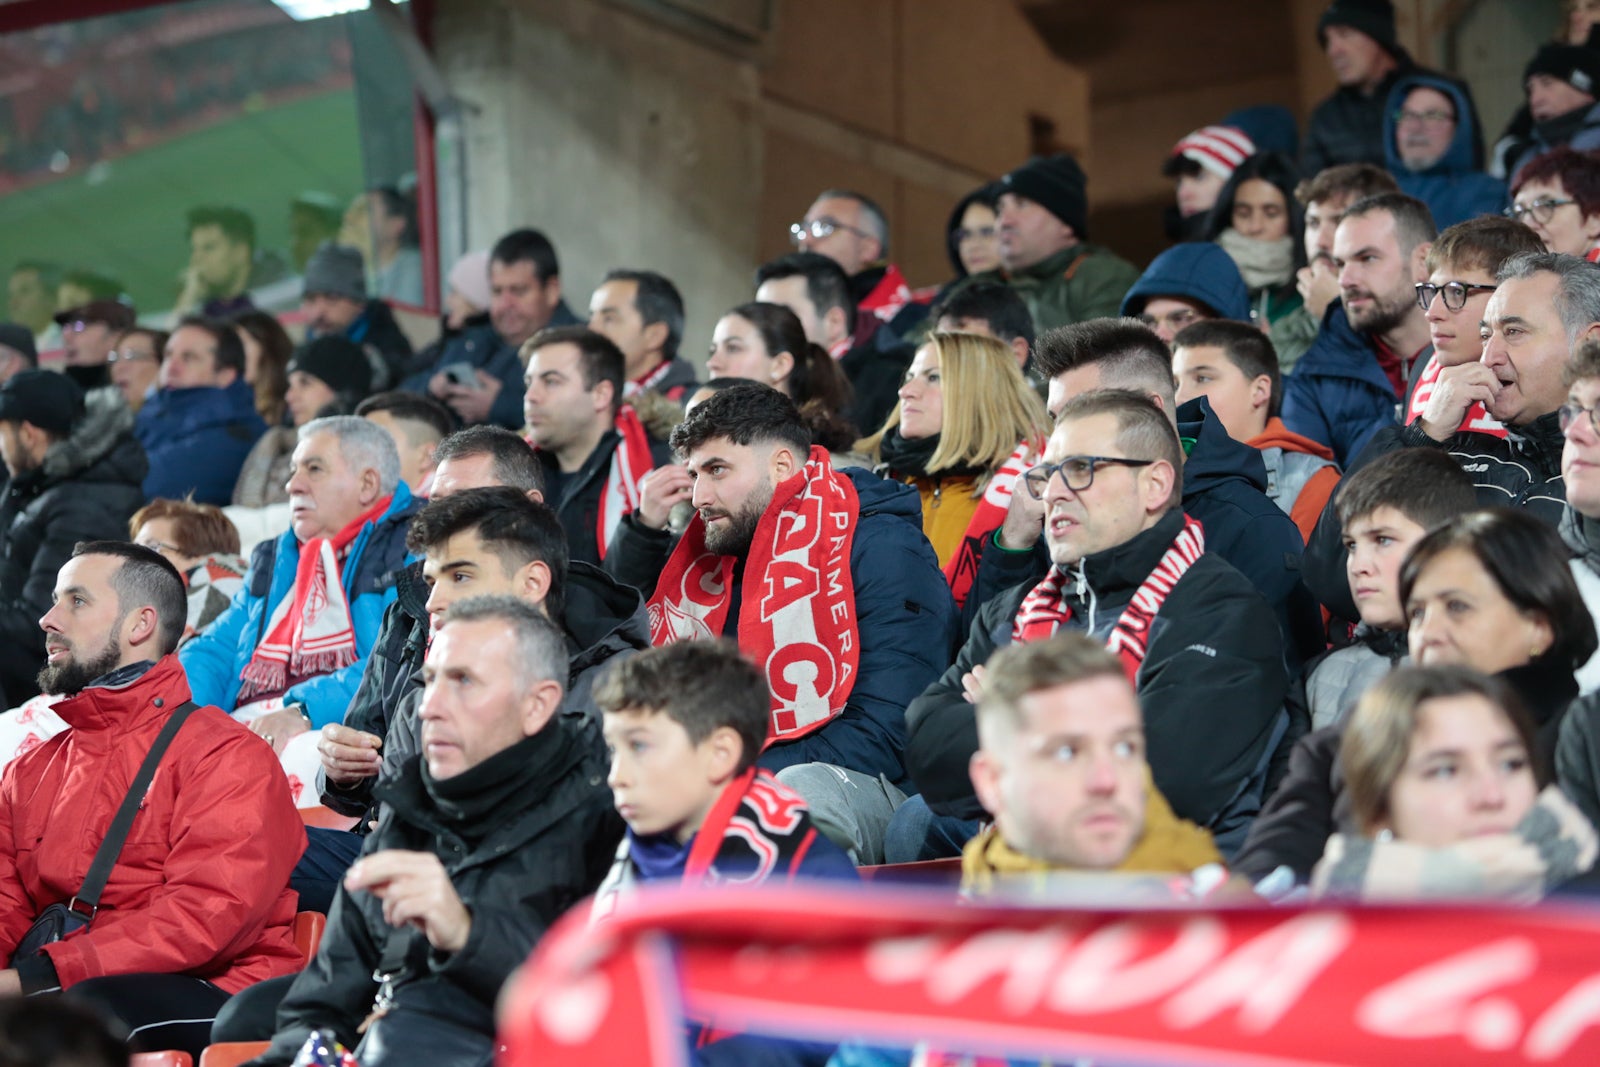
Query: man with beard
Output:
[[1282, 192, 1437, 465], [0, 543, 303, 1060], [627, 383, 955, 863]]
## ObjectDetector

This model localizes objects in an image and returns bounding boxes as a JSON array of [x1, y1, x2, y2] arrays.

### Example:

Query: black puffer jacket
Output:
[[251, 713, 622, 1066], [0, 388, 146, 703]]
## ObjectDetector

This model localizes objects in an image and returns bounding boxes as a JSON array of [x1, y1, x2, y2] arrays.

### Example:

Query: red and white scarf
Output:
[[625, 359, 685, 401], [597, 405, 655, 560], [1407, 354, 1506, 438], [648, 447, 860, 744], [1012, 514, 1206, 680], [237, 494, 392, 701], [859, 262, 917, 325], [943, 438, 1041, 610]]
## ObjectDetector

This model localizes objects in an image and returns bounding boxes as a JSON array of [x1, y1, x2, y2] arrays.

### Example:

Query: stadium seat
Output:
[[856, 857, 963, 884], [298, 805, 360, 832], [199, 1042, 270, 1067], [131, 1054, 192, 1067], [292, 910, 326, 962]]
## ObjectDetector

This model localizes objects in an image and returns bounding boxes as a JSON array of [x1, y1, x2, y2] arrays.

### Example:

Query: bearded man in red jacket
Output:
[[0, 542, 304, 1059]]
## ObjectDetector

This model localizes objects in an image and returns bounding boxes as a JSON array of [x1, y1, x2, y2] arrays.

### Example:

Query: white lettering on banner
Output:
[[1525, 972, 1600, 1059], [1161, 912, 1354, 1033], [1357, 939, 1536, 1049], [1049, 919, 1228, 1014]]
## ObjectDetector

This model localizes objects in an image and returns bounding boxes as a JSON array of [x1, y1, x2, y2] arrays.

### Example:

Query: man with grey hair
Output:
[[181, 414, 422, 747], [789, 187, 930, 342], [247, 595, 620, 1066]]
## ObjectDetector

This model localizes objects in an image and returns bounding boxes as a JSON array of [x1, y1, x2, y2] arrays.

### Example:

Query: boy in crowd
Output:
[[1171, 319, 1341, 541]]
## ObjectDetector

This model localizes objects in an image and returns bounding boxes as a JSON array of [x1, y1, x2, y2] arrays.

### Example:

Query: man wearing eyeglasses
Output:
[[790, 189, 930, 345], [1381, 77, 1504, 230], [904, 388, 1287, 858], [52, 300, 135, 393], [1556, 342, 1600, 725]]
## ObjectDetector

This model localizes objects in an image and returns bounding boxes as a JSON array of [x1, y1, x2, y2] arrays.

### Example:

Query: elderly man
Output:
[[180, 415, 421, 748], [1383, 75, 1504, 228]]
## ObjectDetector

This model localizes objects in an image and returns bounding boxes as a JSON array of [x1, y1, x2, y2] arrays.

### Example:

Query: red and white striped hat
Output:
[[1169, 125, 1257, 180]]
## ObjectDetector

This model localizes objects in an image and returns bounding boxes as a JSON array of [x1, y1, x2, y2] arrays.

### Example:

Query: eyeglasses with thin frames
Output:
[[1505, 198, 1576, 225], [1022, 456, 1155, 499], [1415, 281, 1497, 312], [1559, 401, 1600, 436], [789, 216, 873, 246]]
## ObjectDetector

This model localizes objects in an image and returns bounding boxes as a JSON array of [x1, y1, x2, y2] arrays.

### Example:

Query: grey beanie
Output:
[[303, 242, 368, 302]]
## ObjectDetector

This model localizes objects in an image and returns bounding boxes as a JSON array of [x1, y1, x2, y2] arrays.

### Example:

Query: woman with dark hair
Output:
[[937, 182, 1002, 296], [231, 308, 294, 426], [707, 301, 858, 455], [1203, 151, 1315, 369]]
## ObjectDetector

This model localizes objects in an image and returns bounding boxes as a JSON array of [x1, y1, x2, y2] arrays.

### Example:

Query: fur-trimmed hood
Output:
[[37, 386, 146, 490]]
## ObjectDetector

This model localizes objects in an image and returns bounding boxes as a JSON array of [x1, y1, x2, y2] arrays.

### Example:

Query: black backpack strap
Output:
[[69, 700, 201, 918]]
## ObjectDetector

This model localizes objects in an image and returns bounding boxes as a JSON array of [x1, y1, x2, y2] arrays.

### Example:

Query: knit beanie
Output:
[[1317, 0, 1400, 59], [302, 242, 368, 302], [1001, 154, 1089, 238], [287, 336, 372, 399], [1165, 126, 1257, 181], [1526, 42, 1600, 100], [447, 250, 492, 311]]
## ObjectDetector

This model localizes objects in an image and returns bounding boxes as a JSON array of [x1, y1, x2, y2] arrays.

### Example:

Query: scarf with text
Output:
[[1011, 513, 1206, 680], [596, 404, 655, 560], [944, 438, 1040, 610], [1406, 353, 1506, 438], [648, 447, 860, 744], [238, 494, 392, 701]]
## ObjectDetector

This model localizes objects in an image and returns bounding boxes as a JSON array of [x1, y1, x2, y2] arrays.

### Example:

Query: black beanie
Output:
[[287, 337, 372, 399], [1526, 42, 1600, 100], [1001, 154, 1089, 239], [1317, 0, 1400, 59]]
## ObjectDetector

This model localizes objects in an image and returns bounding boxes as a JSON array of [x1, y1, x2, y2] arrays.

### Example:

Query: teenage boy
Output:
[[593, 640, 854, 917], [1171, 319, 1341, 541]]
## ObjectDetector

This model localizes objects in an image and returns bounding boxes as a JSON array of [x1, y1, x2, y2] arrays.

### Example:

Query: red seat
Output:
[[298, 805, 360, 832], [292, 909, 326, 962], [856, 857, 964, 884], [131, 1054, 193, 1067], [199, 1042, 271, 1067]]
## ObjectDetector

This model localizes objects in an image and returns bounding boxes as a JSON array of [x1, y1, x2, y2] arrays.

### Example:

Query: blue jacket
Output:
[[1120, 242, 1251, 322], [179, 485, 421, 727], [134, 380, 266, 505], [1282, 303, 1411, 467], [400, 302, 579, 429], [1384, 73, 1505, 229]]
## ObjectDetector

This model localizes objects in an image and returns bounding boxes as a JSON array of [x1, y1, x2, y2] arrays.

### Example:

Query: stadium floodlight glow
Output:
[[272, 0, 370, 20]]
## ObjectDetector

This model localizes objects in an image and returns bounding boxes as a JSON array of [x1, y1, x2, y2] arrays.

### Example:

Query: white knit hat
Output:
[[1169, 126, 1257, 181]]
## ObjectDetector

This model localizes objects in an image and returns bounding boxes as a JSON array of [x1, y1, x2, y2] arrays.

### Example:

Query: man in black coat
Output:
[[246, 597, 621, 1066]]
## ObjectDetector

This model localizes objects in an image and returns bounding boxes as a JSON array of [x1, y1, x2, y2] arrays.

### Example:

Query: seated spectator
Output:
[[1561, 339, 1600, 696], [300, 242, 416, 389], [0, 543, 302, 1059], [357, 391, 455, 496], [1508, 145, 1600, 260], [1301, 0, 1425, 173], [180, 416, 420, 747], [704, 301, 858, 454], [409, 249, 491, 374], [233, 337, 371, 509], [177, 205, 287, 319], [857, 330, 1047, 606], [245, 597, 620, 1067], [1313, 665, 1596, 901], [618, 384, 954, 864], [1284, 192, 1437, 465], [593, 639, 854, 918], [106, 326, 165, 413], [1204, 152, 1318, 369], [756, 251, 908, 435], [0, 370, 145, 704], [1119, 242, 1251, 343], [1408, 216, 1545, 436], [588, 268, 699, 401], [136, 316, 267, 505], [930, 279, 1035, 372], [231, 308, 294, 426], [130, 498, 248, 644], [1292, 163, 1400, 345], [55, 299, 135, 392], [1172, 319, 1341, 541], [964, 633, 1226, 898], [1507, 38, 1600, 181], [402, 228, 579, 428], [1162, 124, 1256, 242], [938, 182, 1003, 300], [0, 324, 35, 387], [1383, 74, 1505, 228], [904, 389, 1288, 857], [790, 187, 929, 343], [342, 186, 425, 307]]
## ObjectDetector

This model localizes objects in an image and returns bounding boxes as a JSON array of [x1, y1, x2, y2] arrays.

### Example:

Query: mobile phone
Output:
[[441, 362, 478, 388]]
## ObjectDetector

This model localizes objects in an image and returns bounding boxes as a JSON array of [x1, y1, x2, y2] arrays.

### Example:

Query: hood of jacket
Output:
[[53, 655, 191, 734], [1249, 416, 1337, 460], [1384, 72, 1487, 176], [138, 378, 265, 438], [1177, 394, 1271, 499], [1121, 242, 1252, 322], [34, 385, 147, 491], [563, 561, 650, 672], [1292, 301, 1404, 393]]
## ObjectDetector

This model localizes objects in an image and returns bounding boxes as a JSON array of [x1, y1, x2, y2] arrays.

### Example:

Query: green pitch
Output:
[[0, 89, 364, 314]]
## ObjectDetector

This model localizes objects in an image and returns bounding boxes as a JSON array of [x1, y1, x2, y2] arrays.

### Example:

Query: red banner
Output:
[[498, 885, 1600, 1066]]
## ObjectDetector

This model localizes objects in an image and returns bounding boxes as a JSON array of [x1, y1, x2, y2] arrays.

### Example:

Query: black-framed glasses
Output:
[[1505, 198, 1576, 225], [1560, 401, 1600, 436], [1415, 281, 1497, 312], [1022, 456, 1154, 499], [789, 216, 872, 246]]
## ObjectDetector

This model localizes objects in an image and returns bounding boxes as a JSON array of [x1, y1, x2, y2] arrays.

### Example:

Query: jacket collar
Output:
[[1508, 409, 1566, 473], [53, 655, 191, 733], [1075, 508, 1188, 599], [1007, 243, 1097, 284]]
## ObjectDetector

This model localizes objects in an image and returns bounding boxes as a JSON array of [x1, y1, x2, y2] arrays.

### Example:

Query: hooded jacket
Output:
[[0, 389, 147, 704], [906, 509, 1288, 850], [0, 656, 303, 994], [1510, 100, 1600, 183], [135, 379, 268, 506], [400, 302, 581, 429], [1282, 301, 1416, 467], [332, 299, 418, 388], [1248, 417, 1342, 542], [179, 485, 421, 728], [1119, 242, 1252, 322], [1383, 72, 1506, 229], [535, 427, 674, 569]]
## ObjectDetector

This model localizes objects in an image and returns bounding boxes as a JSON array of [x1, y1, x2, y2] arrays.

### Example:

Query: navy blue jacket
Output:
[[400, 301, 579, 429], [1384, 73, 1505, 229], [135, 380, 267, 505], [1282, 303, 1412, 467]]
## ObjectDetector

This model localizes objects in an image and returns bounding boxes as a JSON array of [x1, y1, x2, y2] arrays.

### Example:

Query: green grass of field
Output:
[[1, 90, 364, 314]]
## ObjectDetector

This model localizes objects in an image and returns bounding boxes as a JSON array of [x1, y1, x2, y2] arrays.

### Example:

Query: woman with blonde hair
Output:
[[861, 329, 1048, 607]]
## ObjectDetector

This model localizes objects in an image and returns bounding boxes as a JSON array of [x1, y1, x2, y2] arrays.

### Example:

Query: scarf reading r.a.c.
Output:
[[648, 446, 860, 745], [1011, 512, 1205, 679]]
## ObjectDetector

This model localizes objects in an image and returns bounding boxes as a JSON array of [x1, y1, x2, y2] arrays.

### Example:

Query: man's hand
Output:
[[250, 708, 310, 756], [997, 480, 1045, 551], [0, 969, 19, 996], [1418, 362, 1500, 442], [636, 465, 694, 530], [345, 850, 471, 953], [961, 664, 989, 705], [1296, 260, 1340, 322], [319, 723, 383, 785], [442, 370, 503, 425]]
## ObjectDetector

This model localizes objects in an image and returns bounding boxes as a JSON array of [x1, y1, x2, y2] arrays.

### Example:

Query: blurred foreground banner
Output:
[[498, 885, 1600, 1066]]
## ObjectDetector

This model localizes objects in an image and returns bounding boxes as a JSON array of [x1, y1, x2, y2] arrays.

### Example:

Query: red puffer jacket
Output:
[[0, 655, 305, 992]]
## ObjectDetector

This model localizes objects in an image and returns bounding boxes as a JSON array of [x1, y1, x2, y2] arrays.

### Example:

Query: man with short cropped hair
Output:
[[1294, 163, 1400, 327], [930, 280, 1035, 370], [356, 391, 455, 495], [588, 269, 698, 401], [177, 206, 288, 318]]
